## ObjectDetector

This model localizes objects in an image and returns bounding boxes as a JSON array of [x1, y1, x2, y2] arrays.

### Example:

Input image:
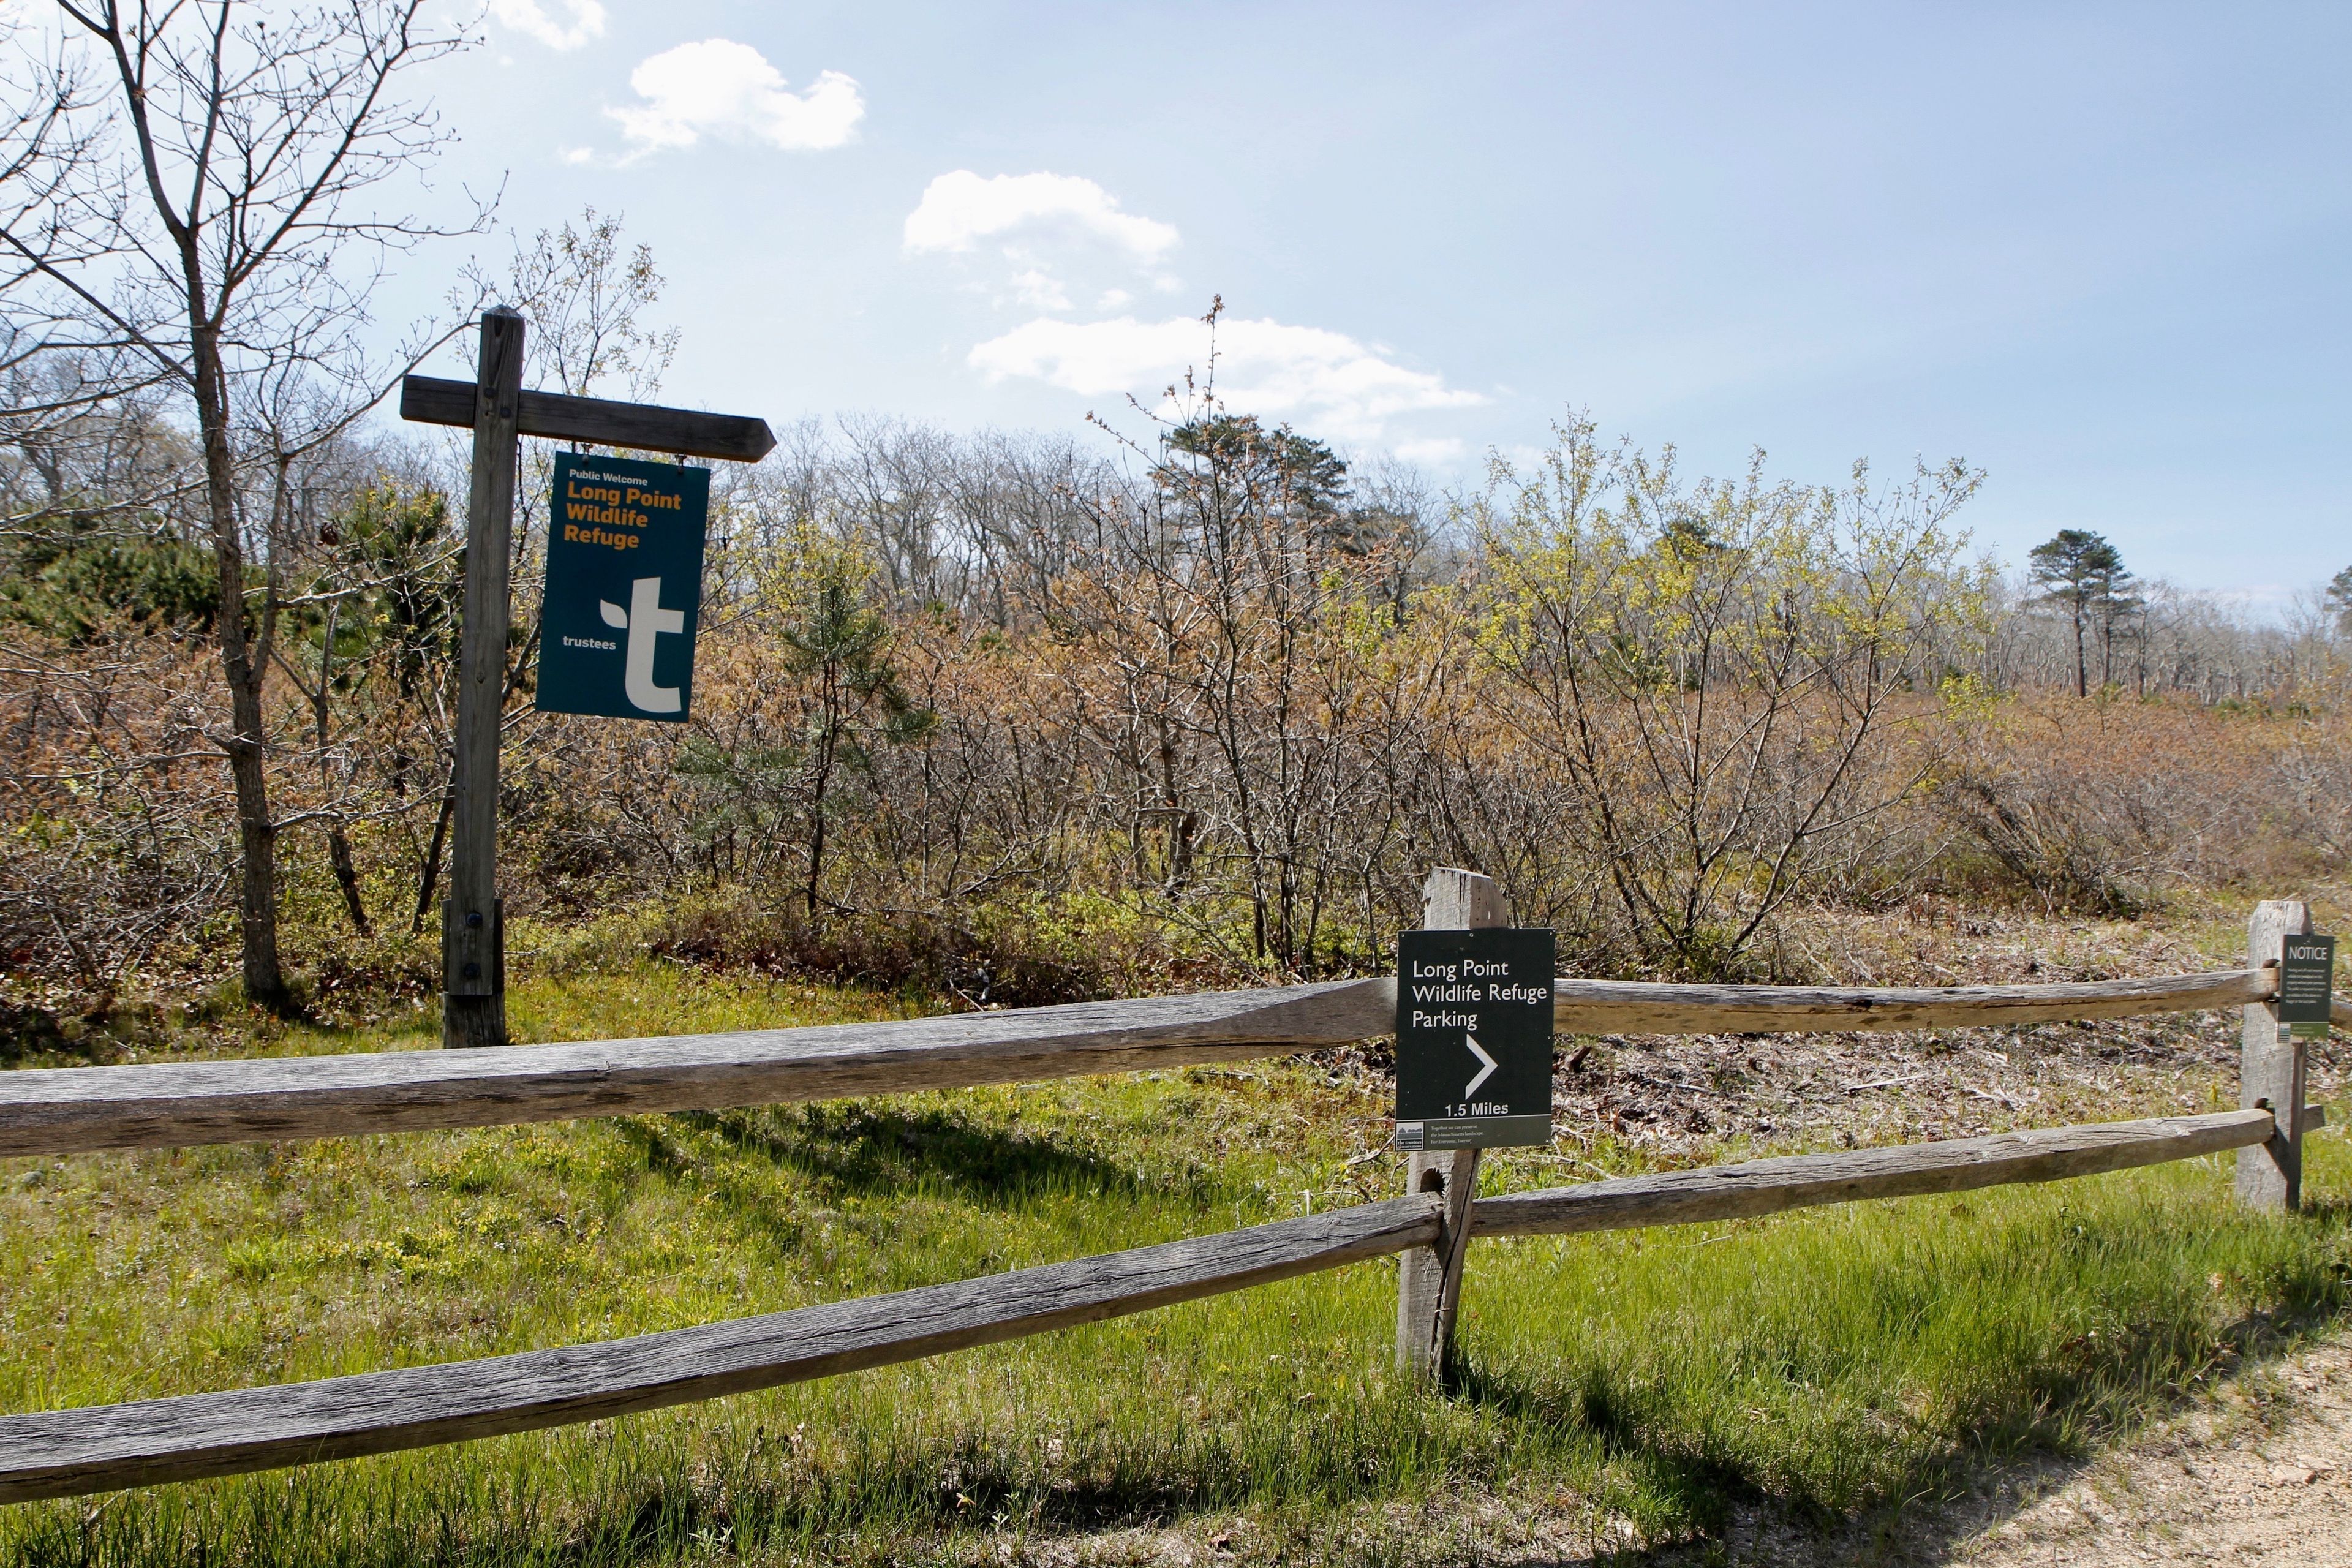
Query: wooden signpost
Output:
[[1395, 869, 1554, 1383], [2237, 900, 2315, 1210], [402, 307, 775, 1048]]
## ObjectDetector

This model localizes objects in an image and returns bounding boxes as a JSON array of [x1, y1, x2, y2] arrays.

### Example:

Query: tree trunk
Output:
[[804, 664, 839, 922], [329, 826, 372, 936], [412, 781, 455, 936], [189, 315, 290, 1012], [2071, 600, 2088, 698]]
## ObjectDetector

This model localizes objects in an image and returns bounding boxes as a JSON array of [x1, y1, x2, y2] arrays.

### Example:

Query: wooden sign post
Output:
[[1396, 867, 1517, 1384], [403, 309, 775, 1048], [2237, 900, 2315, 1210], [435, 308, 524, 1049]]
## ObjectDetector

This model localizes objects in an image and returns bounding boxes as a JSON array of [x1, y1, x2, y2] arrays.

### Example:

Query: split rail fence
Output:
[[0, 875, 2325, 1507]]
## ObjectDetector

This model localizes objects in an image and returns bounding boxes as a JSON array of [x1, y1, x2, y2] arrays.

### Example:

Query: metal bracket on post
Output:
[[1396, 866, 1509, 1385], [440, 899, 503, 997], [2237, 899, 2312, 1211]]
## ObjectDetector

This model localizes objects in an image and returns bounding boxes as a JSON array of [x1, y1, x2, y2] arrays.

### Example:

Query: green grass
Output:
[[2, 957, 2349, 1564]]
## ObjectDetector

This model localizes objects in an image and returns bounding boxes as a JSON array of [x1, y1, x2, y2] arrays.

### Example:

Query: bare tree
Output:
[[0, 15, 189, 540], [1471, 418, 1987, 976], [4, 1, 486, 1008]]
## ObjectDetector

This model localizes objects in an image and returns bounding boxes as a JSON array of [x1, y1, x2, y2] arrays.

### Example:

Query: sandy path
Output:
[[1943, 1336, 2352, 1567], [1688, 1333, 2352, 1566], [1003, 1333, 2352, 1566]]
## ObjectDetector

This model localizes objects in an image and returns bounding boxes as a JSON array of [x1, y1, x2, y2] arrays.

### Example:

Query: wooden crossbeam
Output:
[[0, 980, 1392, 1158], [0, 1107, 2294, 1504], [399, 374, 776, 462], [0, 1195, 1443, 1504], [1547, 968, 2271, 1036], [1470, 1107, 2279, 1237], [0, 971, 2278, 1159]]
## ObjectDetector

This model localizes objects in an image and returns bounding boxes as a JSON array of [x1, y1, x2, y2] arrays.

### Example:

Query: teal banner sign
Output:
[[535, 452, 709, 722]]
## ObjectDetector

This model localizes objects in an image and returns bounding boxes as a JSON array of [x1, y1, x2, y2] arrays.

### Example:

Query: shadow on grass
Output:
[[616, 1102, 1201, 1212], [1532, 1298, 2352, 1567], [1654, 1306, 2352, 1568], [8, 1419, 1502, 1568], [17, 1302, 2352, 1568], [1447, 1358, 1751, 1539]]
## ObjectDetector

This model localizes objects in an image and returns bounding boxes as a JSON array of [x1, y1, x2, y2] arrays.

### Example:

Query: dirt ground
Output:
[[1539, 908, 2333, 1163], [1608, 1332, 2348, 1568], [1011, 1339, 2352, 1567], [1945, 1332, 2352, 1566]]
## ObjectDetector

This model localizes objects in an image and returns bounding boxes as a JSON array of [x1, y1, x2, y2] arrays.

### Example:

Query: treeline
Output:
[[6, 1, 2346, 1023], [1986, 529, 2348, 704], [7, 380, 2351, 1014]]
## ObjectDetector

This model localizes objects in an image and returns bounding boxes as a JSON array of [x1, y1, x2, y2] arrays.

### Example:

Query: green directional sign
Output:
[[535, 452, 709, 722], [1394, 928, 1556, 1150]]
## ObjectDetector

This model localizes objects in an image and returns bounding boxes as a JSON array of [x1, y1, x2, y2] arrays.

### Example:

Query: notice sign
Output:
[[2278, 933, 2336, 1042], [537, 451, 709, 722], [1394, 928, 1555, 1151]]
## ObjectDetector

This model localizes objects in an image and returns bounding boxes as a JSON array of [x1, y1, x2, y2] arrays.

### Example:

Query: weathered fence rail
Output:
[[0, 1195, 1446, 1504], [1545, 967, 2271, 1035], [1469, 1106, 2290, 1235], [0, 882, 2324, 1508], [0, 1106, 2300, 1505], [0, 968, 2274, 1159]]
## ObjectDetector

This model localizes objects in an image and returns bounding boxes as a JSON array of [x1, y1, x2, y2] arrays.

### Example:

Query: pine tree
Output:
[[2029, 529, 2133, 697]]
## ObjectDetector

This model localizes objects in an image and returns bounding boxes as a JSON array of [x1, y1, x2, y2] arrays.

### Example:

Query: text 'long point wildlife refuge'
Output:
[[562, 468, 686, 549], [1407, 957, 1551, 1005]]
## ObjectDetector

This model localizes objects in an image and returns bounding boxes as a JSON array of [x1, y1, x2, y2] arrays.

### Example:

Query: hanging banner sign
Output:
[[535, 451, 709, 722], [1393, 928, 1555, 1150], [2278, 933, 2336, 1042]]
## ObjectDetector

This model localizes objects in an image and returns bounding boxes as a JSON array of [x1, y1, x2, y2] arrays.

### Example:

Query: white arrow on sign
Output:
[[1463, 1032, 1498, 1099]]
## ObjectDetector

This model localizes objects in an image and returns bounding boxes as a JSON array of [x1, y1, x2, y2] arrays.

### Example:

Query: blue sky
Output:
[[388, 1, 2352, 597]]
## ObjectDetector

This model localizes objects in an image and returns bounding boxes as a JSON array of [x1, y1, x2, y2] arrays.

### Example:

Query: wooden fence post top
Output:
[[2249, 900, 2313, 940], [1421, 867, 1509, 930]]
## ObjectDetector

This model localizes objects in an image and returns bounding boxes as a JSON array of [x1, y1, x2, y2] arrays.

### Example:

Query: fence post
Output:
[[2237, 899, 2313, 1212], [1396, 867, 1509, 1384], [442, 306, 524, 1050]]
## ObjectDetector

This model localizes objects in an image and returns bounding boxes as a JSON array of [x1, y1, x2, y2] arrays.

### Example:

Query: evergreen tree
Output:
[[2029, 529, 2133, 697], [780, 554, 939, 919], [682, 535, 937, 922]]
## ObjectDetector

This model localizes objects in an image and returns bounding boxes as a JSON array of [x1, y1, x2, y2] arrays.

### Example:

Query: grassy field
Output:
[[2, 946, 2350, 1566]]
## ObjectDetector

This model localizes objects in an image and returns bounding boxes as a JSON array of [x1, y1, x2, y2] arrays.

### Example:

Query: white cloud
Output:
[[492, 0, 604, 50], [1392, 437, 1466, 466], [1008, 269, 1071, 311], [905, 172, 1179, 260], [609, 40, 864, 154], [969, 314, 1483, 440]]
